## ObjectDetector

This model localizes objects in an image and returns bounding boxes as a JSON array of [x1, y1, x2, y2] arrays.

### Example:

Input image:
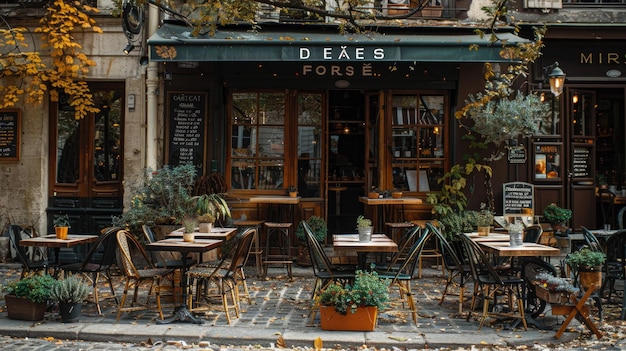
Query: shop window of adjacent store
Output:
[[390, 94, 446, 193]]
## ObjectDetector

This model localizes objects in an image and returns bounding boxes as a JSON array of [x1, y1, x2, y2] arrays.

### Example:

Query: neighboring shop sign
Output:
[[503, 182, 534, 216], [0, 109, 20, 161], [508, 145, 527, 164], [166, 92, 207, 174]]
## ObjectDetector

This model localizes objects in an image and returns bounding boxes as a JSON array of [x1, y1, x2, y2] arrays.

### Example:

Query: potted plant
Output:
[[474, 203, 494, 236], [287, 185, 298, 198], [543, 203, 572, 236], [565, 247, 606, 291], [3, 274, 56, 321], [53, 214, 71, 240], [356, 215, 373, 242], [295, 216, 327, 266], [49, 275, 91, 323], [182, 217, 198, 242], [318, 270, 390, 331], [533, 272, 579, 304]]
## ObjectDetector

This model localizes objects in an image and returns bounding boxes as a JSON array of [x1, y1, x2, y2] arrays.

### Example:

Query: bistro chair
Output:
[[8, 224, 49, 278], [376, 225, 432, 325], [375, 225, 420, 274], [581, 226, 604, 252], [115, 229, 174, 321], [59, 226, 120, 315], [618, 206, 626, 230], [459, 233, 527, 330], [142, 224, 197, 269], [598, 188, 616, 229], [599, 230, 626, 303], [302, 221, 356, 323], [428, 222, 472, 315], [186, 228, 256, 324]]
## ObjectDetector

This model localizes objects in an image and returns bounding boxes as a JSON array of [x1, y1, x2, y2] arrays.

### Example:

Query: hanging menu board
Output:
[[503, 182, 534, 215], [0, 109, 20, 161], [166, 92, 207, 174], [572, 144, 592, 180]]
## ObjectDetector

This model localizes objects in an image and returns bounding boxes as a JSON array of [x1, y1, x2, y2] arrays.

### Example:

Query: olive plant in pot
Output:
[[49, 275, 91, 323], [542, 203, 572, 236], [318, 270, 389, 331], [565, 247, 606, 291], [3, 274, 56, 321], [356, 215, 373, 242], [295, 216, 327, 266], [473, 203, 494, 236]]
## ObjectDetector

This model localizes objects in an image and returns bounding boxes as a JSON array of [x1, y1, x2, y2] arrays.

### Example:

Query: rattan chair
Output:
[[115, 230, 173, 321]]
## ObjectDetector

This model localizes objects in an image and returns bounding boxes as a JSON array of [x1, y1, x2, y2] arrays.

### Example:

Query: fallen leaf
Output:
[[314, 336, 323, 350], [276, 335, 286, 348], [388, 336, 408, 341]]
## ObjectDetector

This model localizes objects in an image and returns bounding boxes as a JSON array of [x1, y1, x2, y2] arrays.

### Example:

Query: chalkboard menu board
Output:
[[0, 109, 20, 161], [166, 92, 207, 174], [503, 182, 534, 215], [572, 144, 592, 179]]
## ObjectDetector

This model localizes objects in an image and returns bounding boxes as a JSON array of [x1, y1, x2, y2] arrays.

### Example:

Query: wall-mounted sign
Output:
[[0, 109, 20, 161], [508, 145, 527, 164], [503, 182, 534, 216], [572, 143, 593, 180], [533, 142, 562, 181], [166, 92, 207, 175]]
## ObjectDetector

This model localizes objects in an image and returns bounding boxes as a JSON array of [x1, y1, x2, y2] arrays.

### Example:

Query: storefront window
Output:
[[297, 93, 323, 197], [230, 91, 286, 191]]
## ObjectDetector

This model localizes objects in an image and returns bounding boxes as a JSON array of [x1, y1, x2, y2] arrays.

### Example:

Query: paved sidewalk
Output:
[[0, 262, 591, 349]]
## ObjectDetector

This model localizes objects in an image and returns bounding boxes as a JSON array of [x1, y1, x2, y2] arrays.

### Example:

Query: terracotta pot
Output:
[[391, 192, 402, 199], [5, 295, 47, 321], [319, 306, 378, 331], [55, 226, 68, 240], [579, 268, 603, 291], [289, 191, 298, 198], [296, 244, 312, 267]]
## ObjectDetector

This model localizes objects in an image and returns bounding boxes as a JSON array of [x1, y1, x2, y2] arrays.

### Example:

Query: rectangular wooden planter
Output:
[[319, 306, 377, 331], [5, 295, 47, 321], [535, 285, 569, 304]]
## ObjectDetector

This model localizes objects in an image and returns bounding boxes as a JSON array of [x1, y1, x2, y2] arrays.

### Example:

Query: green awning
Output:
[[148, 23, 528, 63]]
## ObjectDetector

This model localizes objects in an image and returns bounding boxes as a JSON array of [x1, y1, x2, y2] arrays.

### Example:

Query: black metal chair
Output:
[[598, 188, 616, 228], [8, 224, 49, 278], [377, 225, 432, 324], [523, 225, 543, 244], [428, 222, 471, 315], [375, 225, 420, 274], [581, 226, 604, 252], [460, 233, 527, 330], [302, 221, 356, 323], [59, 226, 120, 315], [599, 230, 626, 303]]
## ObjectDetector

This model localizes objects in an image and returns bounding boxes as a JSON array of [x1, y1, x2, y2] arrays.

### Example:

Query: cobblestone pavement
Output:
[[0, 260, 621, 350]]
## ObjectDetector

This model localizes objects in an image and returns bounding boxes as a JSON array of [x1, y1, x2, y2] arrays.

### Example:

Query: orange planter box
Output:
[[319, 306, 377, 331]]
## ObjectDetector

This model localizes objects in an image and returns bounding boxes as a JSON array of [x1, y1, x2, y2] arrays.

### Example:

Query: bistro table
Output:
[[477, 241, 561, 257], [358, 196, 423, 232], [332, 233, 398, 270], [466, 232, 511, 242], [146, 238, 222, 324], [19, 234, 98, 277], [249, 195, 300, 224], [167, 227, 238, 241]]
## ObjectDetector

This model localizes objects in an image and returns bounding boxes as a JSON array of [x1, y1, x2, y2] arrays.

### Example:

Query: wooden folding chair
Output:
[[554, 284, 603, 340]]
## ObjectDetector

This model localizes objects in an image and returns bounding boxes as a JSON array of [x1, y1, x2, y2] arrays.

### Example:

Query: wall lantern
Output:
[[123, 43, 135, 55], [546, 62, 566, 97]]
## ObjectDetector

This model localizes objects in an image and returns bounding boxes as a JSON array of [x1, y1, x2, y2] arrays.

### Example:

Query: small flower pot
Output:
[[198, 222, 213, 233], [358, 227, 373, 242], [477, 226, 490, 236], [368, 192, 379, 199], [289, 191, 298, 198], [55, 226, 69, 240], [183, 233, 195, 242], [391, 192, 402, 199], [59, 302, 83, 323]]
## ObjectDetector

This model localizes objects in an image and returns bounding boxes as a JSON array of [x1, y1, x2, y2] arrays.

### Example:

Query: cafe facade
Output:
[[2, 2, 626, 241]]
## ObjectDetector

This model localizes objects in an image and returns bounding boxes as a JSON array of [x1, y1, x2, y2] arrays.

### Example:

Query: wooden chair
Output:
[[187, 228, 256, 324], [59, 226, 120, 315], [115, 230, 173, 321], [460, 233, 527, 330]]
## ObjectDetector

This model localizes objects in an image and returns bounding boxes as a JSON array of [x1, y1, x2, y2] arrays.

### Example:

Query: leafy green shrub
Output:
[[3, 274, 56, 303], [566, 248, 605, 269], [318, 270, 389, 314], [295, 216, 327, 243]]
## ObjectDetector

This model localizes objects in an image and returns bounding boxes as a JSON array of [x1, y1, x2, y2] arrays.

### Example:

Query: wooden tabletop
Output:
[[466, 232, 511, 242], [248, 195, 301, 204], [478, 242, 561, 257], [19, 234, 98, 248], [358, 197, 423, 205], [167, 227, 237, 240], [146, 238, 222, 254], [333, 234, 398, 253]]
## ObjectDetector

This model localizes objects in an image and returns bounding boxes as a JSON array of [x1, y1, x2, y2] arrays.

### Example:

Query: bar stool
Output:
[[234, 220, 265, 277], [385, 222, 416, 243], [262, 222, 293, 279]]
